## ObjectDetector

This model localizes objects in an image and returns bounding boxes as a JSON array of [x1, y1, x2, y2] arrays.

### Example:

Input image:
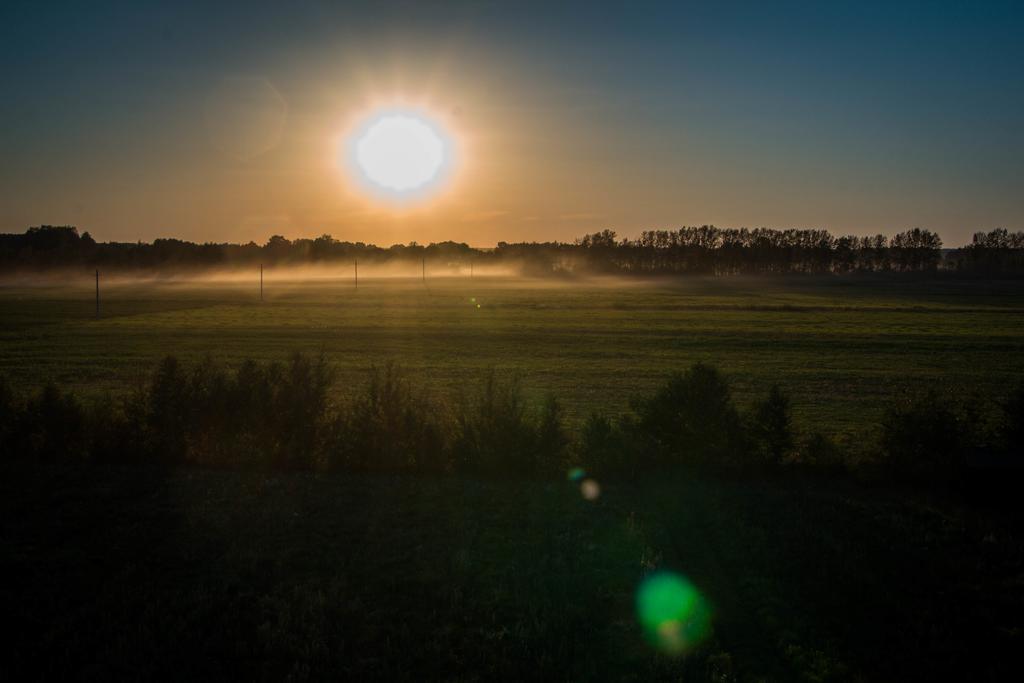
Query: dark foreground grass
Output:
[[3, 463, 1021, 681]]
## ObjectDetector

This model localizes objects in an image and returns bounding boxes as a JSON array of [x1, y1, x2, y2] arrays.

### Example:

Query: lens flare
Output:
[[567, 467, 586, 483], [636, 571, 711, 655], [580, 478, 601, 501]]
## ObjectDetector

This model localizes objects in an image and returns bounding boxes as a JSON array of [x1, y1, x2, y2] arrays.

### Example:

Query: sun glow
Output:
[[346, 109, 455, 202]]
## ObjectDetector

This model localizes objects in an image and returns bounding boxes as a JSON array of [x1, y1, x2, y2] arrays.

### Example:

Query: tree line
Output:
[[3, 225, 1024, 276], [2, 355, 1021, 496]]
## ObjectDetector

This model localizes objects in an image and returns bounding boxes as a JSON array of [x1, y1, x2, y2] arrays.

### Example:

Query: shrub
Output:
[[880, 391, 973, 483], [140, 353, 335, 469], [798, 431, 845, 471], [577, 412, 637, 478], [631, 362, 747, 467], [0, 375, 13, 452], [998, 380, 1024, 457], [10, 383, 86, 460], [750, 385, 795, 465], [534, 395, 570, 477], [182, 356, 234, 464], [269, 353, 336, 469], [452, 371, 539, 476], [88, 392, 147, 464], [331, 363, 449, 472], [147, 355, 190, 463], [222, 358, 278, 466]]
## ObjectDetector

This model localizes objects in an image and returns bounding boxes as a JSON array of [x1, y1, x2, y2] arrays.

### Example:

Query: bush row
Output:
[[0, 356, 569, 476], [1, 355, 1021, 485]]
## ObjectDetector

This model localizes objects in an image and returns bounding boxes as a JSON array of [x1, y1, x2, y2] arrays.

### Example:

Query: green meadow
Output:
[[3, 273, 1024, 438]]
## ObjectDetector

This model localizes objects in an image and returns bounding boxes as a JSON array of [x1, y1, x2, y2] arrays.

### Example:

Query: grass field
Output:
[[3, 273, 1024, 438], [4, 274, 1024, 680]]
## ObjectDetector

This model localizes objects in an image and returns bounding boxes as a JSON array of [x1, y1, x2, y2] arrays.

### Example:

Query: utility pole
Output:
[[354, 258, 358, 290], [260, 264, 263, 302], [422, 257, 426, 284], [470, 260, 474, 279], [95, 269, 100, 318]]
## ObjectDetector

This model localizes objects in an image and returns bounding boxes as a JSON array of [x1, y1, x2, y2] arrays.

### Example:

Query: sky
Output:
[[1, 0, 1021, 247]]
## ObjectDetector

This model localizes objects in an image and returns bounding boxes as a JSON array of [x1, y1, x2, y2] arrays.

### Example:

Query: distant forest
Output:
[[3, 224, 1024, 276]]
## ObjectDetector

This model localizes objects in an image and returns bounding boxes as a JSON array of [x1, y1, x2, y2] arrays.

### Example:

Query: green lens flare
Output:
[[567, 467, 586, 483], [636, 571, 711, 655]]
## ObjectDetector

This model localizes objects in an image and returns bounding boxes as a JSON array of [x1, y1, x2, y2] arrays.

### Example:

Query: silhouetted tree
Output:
[[951, 229, 1024, 274], [6, 224, 1020, 275], [890, 228, 942, 271]]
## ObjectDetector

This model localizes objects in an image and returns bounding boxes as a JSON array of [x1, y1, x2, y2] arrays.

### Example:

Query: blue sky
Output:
[[1, 1, 1021, 245]]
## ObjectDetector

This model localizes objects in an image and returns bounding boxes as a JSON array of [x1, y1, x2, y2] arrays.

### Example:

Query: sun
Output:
[[347, 109, 454, 200]]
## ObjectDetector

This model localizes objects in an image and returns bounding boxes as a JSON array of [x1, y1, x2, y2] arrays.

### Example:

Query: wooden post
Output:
[[355, 258, 358, 290], [260, 264, 263, 302], [422, 257, 426, 284], [95, 269, 100, 317], [470, 260, 473, 279]]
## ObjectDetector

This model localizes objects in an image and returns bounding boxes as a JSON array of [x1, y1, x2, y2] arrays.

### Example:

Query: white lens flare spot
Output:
[[580, 478, 601, 501], [354, 114, 446, 193]]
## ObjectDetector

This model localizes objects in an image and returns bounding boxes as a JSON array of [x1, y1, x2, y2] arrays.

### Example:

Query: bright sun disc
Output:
[[352, 112, 448, 195]]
